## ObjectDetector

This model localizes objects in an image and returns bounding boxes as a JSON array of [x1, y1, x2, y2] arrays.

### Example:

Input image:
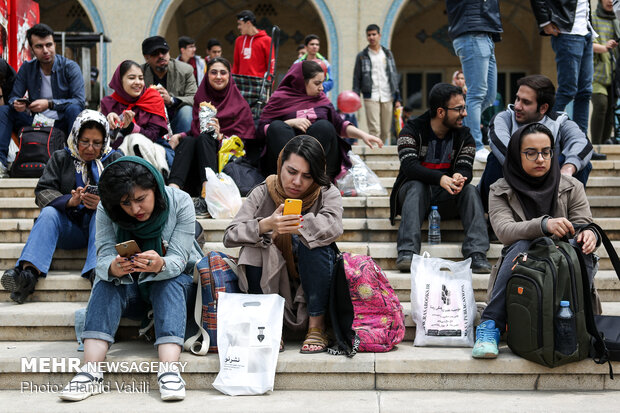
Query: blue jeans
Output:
[[453, 33, 497, 150], [170, 105, 193, 135], [0, 103, 82, 166], [245, 236, 335, 316], [551, 33, 593, 134], [83, 273, 194, 347], [155, 137, 175, 168], [18, 206, 96, 277]]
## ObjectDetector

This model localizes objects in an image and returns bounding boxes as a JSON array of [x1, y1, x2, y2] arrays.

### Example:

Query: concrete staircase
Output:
[[1, 145, 620, 398]]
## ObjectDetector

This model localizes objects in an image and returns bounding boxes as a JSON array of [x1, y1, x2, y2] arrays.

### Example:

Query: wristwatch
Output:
[[159, 261, 167, 273]]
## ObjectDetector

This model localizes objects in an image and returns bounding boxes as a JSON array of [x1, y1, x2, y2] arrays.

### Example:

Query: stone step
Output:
[[387, 270, 620, 303], [0, 389, 618, 412], [365, 160, 620, 178], [364, 194, 620, 218], [2, 241, 620, 272], [353, 144, 620, 161], [0, 178, 38, 198], [0, 271, 91, 302], [3, 297, 619, 342], [0, 340, 618, 392]]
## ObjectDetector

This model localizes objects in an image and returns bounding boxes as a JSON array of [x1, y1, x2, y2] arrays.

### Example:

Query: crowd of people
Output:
[[0, 0, 613, 403]]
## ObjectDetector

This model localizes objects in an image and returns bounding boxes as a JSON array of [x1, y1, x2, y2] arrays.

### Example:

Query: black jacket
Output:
[[389, 111, 476, 224], [446, 0, 503, 41], [35, 149, 121, 219], [352, 46, 401, 102], [530, 0, 589, 34]]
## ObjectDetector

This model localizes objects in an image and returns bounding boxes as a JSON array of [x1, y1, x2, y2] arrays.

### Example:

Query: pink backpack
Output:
[[329, 251, 405, 356]]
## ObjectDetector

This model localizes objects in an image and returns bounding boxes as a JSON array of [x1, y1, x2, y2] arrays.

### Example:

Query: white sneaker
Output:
[[59, 371, 104, 401], [475, 148, 490, 163], [158, 371, 186, 401]]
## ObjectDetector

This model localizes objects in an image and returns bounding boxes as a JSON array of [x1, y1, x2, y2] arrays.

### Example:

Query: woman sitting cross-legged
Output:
[[59, 157, 202, 402], [472, 123, 600, 359], [168, 57, 256, 197], [223, 135, 343, 353], [101, 60, 173, 177], [258, 60, 382, 179], [0, 109, 121, 304]]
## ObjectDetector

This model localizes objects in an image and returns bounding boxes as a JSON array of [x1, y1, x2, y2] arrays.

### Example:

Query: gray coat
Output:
[[141, 59, 197, 107], [489, 174, 595, 246], [223, 183, 343, 331]]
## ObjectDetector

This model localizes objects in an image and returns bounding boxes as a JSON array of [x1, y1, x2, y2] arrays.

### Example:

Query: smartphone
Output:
[[115, 240, 141, 257], [85, 185, 99, 195], [283, 199, 302, 216], [14, 98, 31, 105]]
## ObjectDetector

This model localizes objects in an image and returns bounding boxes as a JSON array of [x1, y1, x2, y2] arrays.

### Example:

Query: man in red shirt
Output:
[[232, 10, 273, 77]]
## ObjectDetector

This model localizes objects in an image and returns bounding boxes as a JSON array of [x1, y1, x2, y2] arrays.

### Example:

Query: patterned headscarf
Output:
[[66, 109, 113, 187]]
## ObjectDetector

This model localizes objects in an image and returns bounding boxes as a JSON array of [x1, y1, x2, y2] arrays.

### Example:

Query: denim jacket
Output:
[[352, 46, 401, 102], [94, 186, 203, 286], [8, 55, 85, 114]]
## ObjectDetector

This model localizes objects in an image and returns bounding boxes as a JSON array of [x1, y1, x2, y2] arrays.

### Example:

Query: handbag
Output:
[[222, 156, 265, 197]]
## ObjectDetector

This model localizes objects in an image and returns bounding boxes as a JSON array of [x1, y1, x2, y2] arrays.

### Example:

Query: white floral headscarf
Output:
[[66, 109, 113, 187]]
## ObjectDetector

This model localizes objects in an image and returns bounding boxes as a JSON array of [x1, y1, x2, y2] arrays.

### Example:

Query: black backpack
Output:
[[505, 225, 614, 377], [505, 237, 592, 368], [222, 156, 265, 197], [10, 126, 65, 178]]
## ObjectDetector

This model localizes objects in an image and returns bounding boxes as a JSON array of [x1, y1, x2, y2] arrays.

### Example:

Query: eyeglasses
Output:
[[444, 105, 467, 114], [522, 148, 553, 161], [78, 140, 103, 149]]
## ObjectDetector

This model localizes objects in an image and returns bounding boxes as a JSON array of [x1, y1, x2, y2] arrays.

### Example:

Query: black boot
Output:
[[4, 267, 39, 304]]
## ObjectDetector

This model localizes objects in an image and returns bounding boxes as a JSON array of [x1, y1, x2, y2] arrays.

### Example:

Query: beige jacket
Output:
[[223, 183, 343, 332], [141, 59, 197, 107], [489, 174, 594, 246]]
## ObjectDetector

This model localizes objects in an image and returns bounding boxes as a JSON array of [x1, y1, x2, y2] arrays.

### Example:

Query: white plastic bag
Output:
[[410, 252, 476, 347], [335, 151, 387, 196], [203, 167, 242, 219], [213, 292, 285, 396]]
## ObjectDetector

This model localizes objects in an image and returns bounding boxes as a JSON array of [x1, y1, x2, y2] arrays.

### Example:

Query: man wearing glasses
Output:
[[478, 74, 593, 211], [389, 83, 491, 274], [141, 36, 197, 135]]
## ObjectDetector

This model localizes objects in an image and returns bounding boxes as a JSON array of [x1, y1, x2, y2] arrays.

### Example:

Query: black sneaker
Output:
[[469, 253, 492, 274], [591, 151, 607, 160], [2, 267, 39, 304], [396, 252, 413, 273], [192, 197, 210, 218], [1, 267, 20, 293]]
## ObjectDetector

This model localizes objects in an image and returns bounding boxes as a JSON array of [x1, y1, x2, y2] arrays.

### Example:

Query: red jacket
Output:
[[232, 30, 274, 77]]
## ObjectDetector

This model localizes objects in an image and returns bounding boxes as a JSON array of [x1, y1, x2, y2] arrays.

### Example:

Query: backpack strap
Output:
[[184, 262, 209, 356], [573, 223, 614, 378]]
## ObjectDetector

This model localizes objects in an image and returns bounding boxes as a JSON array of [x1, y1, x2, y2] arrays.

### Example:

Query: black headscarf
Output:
[[503, 123, 561, 220]]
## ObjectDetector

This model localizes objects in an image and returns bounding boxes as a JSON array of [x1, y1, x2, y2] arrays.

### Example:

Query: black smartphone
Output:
[[85, 185, 99, 195]]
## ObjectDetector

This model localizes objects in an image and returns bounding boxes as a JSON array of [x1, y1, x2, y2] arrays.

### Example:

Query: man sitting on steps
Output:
[[389, 83, 491, 274]]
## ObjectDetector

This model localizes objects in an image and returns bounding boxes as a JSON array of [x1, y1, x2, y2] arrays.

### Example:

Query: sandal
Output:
[[280, 338, 285, 353], [300, 327, 328, 354]]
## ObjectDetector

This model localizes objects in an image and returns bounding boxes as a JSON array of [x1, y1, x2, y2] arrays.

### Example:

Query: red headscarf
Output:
[[100, 61, 168, 131], [190, 63, 255, 139]]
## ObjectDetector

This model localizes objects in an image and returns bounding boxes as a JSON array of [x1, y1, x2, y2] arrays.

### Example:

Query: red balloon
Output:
[[337, 90, 362, 114], [312, 58, 328, 76]]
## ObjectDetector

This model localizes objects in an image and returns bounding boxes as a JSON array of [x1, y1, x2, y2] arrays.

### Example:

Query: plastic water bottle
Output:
[[428, 206, 441, 245], [555, 300, 577, 355]]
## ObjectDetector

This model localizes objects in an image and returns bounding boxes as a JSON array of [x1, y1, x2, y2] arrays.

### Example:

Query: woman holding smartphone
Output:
[[0, 110, 121, 303], [223, 135, 343, 354], [59, 156, 202, 402]]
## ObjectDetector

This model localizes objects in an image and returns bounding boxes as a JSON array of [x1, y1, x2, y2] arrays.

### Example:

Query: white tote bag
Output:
[[212, 292, 285, 396], [410, 252, 476, 347]]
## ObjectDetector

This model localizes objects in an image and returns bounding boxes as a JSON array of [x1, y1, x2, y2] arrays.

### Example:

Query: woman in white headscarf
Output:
[[0, 109, 122, 304]]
